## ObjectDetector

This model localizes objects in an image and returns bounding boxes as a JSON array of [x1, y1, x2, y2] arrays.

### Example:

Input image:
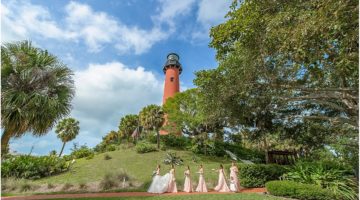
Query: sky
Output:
[[1, 0, 232, 155]]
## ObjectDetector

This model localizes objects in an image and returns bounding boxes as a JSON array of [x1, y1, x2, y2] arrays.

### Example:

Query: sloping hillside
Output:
[[35, 148, 233, 188]]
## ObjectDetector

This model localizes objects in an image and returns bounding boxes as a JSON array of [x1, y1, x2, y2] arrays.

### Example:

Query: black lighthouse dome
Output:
[[163, 52, 182, 74]]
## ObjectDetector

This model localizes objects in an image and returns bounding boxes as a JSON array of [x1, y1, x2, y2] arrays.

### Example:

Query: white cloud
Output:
[[154, 0, 196, 28], [1, 1, 172, 54], [192, 0, 232, 40], [9, 61, 164, 155], [1, 1, 67, 42], [70, 61, 163, 142]]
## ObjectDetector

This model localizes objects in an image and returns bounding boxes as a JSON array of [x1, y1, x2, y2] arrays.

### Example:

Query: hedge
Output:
[[266, 180, 336, 200], [135, 141, 157, 153], [2, 155, 70, 179], [238, 164, 287, 187]]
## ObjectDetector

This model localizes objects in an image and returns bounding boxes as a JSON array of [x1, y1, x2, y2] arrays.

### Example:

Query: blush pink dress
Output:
[[167, 169, 178, 193], [183, 169, 193, 192], [195, 168, 208, 192], [230, 166, 241, 192], [214, 169, 231, 192]]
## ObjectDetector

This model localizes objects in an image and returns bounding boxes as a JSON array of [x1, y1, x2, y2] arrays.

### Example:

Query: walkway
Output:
[[2, 188, 266, 200]]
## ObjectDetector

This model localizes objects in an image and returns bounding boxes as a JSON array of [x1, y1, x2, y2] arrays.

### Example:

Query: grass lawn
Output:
[[35, 148, 233, 188], [53, 193, 287, 200]]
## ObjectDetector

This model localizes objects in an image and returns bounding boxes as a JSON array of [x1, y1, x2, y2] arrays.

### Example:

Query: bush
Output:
[[163, 152, 183, 166], [71, 145, 94, 159], [190, 140, 264, 163], [1, 155, 70, 179], [161, 135, 191, 149], [266, 180, 335, 200], [104, 154, 112, 160], [238, 164, 287, 187], [283, 161, 358, 200], [62, 183, 73, 191], [135, 141, 157, 153], [100, 173, 119, 190]]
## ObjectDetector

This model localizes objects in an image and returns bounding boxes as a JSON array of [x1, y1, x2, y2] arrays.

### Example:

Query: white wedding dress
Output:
[[148, 169, 171, 193]]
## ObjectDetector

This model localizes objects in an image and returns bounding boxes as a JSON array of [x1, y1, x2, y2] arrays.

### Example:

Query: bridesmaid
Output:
[[214, 164, 230, 192], [183, 165, 193, 192], [167, 165, 178, 193], [229, 161, 241, 192], [195, 164, 208, 192]]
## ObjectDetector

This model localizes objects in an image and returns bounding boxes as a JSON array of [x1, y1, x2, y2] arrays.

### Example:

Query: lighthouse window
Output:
[[170, 77, 174, 82]]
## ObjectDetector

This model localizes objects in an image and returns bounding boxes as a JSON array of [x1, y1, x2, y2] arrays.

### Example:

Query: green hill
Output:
[[35, 148, 232, 188]]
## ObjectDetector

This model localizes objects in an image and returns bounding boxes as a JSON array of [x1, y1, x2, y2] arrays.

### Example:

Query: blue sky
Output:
[[1, 0, 232, 155]]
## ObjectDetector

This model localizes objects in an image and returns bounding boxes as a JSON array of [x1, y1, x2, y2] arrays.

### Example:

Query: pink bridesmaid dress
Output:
[[195, 168, 208, 192], [214, 169, 231, 192], [183, 169, 193, 192], [230, 166, 241, 192], [167, 169, 178, 193]]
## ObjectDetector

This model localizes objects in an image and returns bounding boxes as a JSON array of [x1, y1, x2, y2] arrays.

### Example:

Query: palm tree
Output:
[[1, 41, 75, 154], [118, 114, 139, 141], [55, 118, 80, 157], [139, 104, 164, 149]]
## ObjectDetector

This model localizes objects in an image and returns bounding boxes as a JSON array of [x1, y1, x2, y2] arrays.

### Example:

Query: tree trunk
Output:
[[1, 129, 12, 155], [263, 137, 269, 164], [59, 142, 66, 157], [156, 128, 160, 149]]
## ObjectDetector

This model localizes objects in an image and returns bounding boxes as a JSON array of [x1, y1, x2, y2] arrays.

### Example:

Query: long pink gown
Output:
[[195, 168, 208, 192], [183, 169, 193, 192], [230, 166, 241, 192], [167, 169, 178, 193], [214, 169, 230, 192]]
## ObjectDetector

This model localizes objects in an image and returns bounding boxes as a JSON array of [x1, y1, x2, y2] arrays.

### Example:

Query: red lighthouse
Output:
[[160, 53, 182, 135], [162, 53, 182, 104]]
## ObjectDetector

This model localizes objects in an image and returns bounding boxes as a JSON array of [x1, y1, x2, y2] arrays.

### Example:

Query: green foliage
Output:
[[195, 0, 359, 165], [191, 139, 264, 163], [104, 154, 112, 160], [62, 183, 73, 191], [238, 164, 287, 187], [1, 155, 69, 179], [102, 130, 120, 145], [56, 118, 80, 157], [163, 152, 183, 166], [139, 104, 164, 132], [135, 141, 157, 153], [118, 114, 139, 139], [163, 89, 208, 136], [161, 135, 191, 149], [283, 161, 358, 200], [266, 180, 335, 200], [1, 40, 75, 153], [70, 145, 94, 159], [99, 171, 131, 190]]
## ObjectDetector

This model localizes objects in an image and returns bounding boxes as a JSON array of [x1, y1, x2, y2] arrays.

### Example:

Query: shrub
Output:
[[283, 161, 358, 200], [135, 141, 157, 153], [266, 180, 335, 200], [47, 183, 55, 189], [71, 145, 94, 159], [161, 135, 191, 149], [238, 164, 287, 187], [106, 144, 117, 152], [190, 140, 264, 163], [104, 154, 112, 160], [1, 155, 70, 179], [62, 183, 73, 191], [163, 152, 183, 166], [79, 183, 87, 189], [100, 173, 119, 190]]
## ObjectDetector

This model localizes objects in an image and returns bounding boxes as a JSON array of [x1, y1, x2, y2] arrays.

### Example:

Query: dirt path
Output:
[[2, 188, 266, 200]]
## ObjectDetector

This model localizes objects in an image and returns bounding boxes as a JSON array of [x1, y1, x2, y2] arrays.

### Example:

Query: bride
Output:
[[147, 164, 171, 193]]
